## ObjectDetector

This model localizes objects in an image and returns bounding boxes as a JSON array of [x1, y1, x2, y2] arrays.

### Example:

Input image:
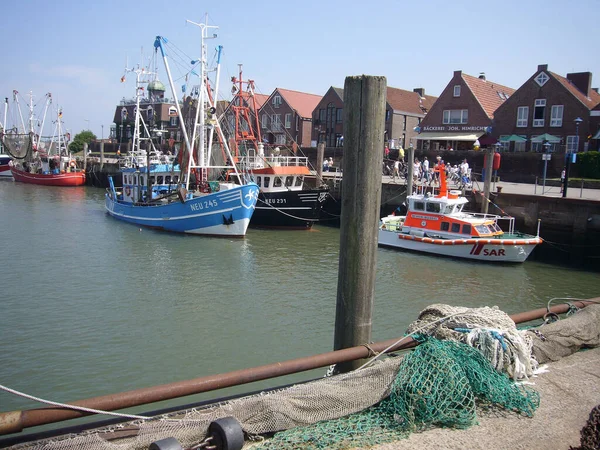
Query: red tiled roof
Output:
[[386, 87, 437, 115], [276, 88, 322, 118], [462, 74, 516, 119], [253, 93, 269, 110], [551, 72, 600, 110]]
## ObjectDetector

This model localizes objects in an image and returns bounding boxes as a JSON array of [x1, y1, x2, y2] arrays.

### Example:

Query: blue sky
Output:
[[1, 0, 598, 139]]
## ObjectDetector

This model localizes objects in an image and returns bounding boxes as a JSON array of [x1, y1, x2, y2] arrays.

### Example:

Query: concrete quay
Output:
[[370, 347, 600, 450]]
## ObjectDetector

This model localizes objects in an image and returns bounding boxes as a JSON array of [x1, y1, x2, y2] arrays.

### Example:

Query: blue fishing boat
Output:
[[105, 19, 259, 236]]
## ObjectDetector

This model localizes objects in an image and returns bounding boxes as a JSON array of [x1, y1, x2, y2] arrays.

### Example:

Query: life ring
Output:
[[69, 160, 76, 168], [125, 186, 131, 196]]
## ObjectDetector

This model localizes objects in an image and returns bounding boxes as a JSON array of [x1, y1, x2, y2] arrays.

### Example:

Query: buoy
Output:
[[148, 437, 183, 450]]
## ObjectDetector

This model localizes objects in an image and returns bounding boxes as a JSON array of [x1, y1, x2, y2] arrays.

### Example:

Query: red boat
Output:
[[9, 160, 85, 186]]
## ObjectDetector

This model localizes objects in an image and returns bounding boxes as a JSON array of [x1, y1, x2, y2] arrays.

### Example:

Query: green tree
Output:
[[69, 130, 97, 154]]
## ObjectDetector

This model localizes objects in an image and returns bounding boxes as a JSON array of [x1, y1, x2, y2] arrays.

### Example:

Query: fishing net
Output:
[[1, 132, 32, 159], [406, 303, 537, 380], [570, 404, 600, 450], [527, 304, 600, 364], [253, 339, 539, 449]]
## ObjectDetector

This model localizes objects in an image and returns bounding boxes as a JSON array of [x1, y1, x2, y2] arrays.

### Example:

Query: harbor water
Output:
[[0, 178, 598, 436]]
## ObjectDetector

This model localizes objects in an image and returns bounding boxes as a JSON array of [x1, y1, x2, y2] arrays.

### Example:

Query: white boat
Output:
[[105, 18, 259, 236], [378, 164, 542, 262]]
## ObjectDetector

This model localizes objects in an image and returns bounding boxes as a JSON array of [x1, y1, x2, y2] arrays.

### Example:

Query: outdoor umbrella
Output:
[[531, 133, 561, 143], [500, 134, 527, 142]]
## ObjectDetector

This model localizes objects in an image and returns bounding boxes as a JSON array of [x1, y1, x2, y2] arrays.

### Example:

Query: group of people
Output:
[[323, 157, 335, 172], [408, 156, 471, 189]]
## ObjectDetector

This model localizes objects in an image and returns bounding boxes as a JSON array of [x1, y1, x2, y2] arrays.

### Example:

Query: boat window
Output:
[[413, 201, 424, 211], [441, 222, 449, 231], [150, 176, 155, 183], [295, 176, 303, 187], [492, 223, 502, 233], [256, 176, 261, 187], [285, 176, 293, 187], [274, 177, 282, 187], [141, 175, 146, 185], [165, 175, 171, 184], [444, 205, 454, 214], [157, 176, 163, 184], [456, 204, 464, 212], [264, 177, 270, 188], [173, 175, 179, 183], [426, 202, 441, 213], [475, 225, 491, 234], [462, 224, 472, 234], [451, 223, 461, 233]]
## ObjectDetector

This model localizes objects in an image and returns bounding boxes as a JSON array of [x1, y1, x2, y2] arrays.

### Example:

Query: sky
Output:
[[1, 0, 598, 139]]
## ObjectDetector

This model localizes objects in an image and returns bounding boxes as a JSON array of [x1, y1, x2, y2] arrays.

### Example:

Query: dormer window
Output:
[[453, 85, 461, 97], [535, 72, 549, 87], [272, 95, 282, 108]]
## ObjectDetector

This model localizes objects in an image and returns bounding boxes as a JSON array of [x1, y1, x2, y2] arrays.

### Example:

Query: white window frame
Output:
[[272, 95, 282, 108], [535, 72, 549, 87], [514, 141, 526, 152], [550, 105, 563, 127], [272, 114, 281, 132], [498, 136, 510, 152], [533, 99, 546, 127], [261, 114, 268, 129], [442, 109, 468, 124], [516, 106, 528, 127], [566, 135, 577, 152], [453, 85, 461, 97], [275, 134, 286, 145], [285, 113, 291, 129]]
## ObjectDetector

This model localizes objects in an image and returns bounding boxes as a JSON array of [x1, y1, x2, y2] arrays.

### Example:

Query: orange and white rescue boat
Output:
[[378, 164, 542, 263]]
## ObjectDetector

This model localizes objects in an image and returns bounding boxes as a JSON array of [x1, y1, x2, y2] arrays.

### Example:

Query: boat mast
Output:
[[13, 91, 26, 136], [154, 35, 195, 188], [38, 93, 52, 149], [1, 97, 7, 132], [231, 64, 261, 152]]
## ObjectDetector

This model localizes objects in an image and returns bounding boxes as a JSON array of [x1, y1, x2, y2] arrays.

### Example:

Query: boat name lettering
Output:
[[412, 214, 439, 221], [265, 198, 287, 204], [484, 248, 505, 257], [190, 199, 219, 211]]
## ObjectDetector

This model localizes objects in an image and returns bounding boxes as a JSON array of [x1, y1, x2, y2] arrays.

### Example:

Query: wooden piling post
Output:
[[100, 141, 105, 170], [317, 142, 325, 182], [83, 142, 88, 172], [482, 147, 494, 214], [406, 145, 415, 194], [333, 75, 386, 373]]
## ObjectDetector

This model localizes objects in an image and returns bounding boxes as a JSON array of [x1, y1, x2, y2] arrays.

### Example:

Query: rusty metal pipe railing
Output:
[[0, 298, 597, 436]]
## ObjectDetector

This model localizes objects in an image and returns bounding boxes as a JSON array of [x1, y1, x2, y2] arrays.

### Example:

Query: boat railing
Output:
[[240, 153, 309, 169]]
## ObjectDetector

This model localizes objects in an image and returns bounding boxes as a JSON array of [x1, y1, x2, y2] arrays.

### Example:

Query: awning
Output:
[[414, 132, 484, 141], [500, 134, 527, 143]]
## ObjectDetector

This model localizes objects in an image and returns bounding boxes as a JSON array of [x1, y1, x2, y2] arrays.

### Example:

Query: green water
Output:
[[0, 178, 598, 436]]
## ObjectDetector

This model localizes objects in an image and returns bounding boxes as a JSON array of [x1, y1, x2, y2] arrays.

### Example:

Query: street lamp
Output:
[[542, 140, 551, 194], [101, 124, 104, 141], [564, 117, 583, 198]]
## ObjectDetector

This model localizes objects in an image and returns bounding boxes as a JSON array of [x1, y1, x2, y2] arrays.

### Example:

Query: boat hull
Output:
[[0, 155, 11, 177], [9, 162, 85, 186], [252, 188, 329, 229], [378, 229, 542, 263], [105, 184, 259, 237]]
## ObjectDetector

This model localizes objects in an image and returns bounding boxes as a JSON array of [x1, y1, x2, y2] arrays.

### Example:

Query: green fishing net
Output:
[[254, 339, 540, 449]]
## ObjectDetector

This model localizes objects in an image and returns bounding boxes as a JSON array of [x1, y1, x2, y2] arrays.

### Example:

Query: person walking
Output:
[[421, 157, 430, 184]]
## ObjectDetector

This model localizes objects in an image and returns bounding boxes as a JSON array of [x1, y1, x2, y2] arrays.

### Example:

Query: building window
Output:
[[516, 106, 528, 127], [550, 105, 563, 127], [170, 117, 178, 127], [385, 110, 390, 122], [498, 136, 510, 152], [533, 99, 546, 127], [261, 114, 268, 128], [535, 72, 549, 87], [285, 113, 291, 129], [275, 134, 286, 145], [272, 95, 282, 108], [453, 85, 461, 97], [336, 108, 343, 123], [319, 109, 326, 122], [403, 115, 407, 131], [271, 114, 281, 132], [514, 141, 526, 152], [443, 109, 468, 124], [566, 135, 577, 152]]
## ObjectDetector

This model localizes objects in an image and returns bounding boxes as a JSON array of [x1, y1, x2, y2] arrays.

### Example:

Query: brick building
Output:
[[258, 88, 321, 148], [493, 64, 600, 152], [311, 86, 437, 150], [415, 71, 515, 151]]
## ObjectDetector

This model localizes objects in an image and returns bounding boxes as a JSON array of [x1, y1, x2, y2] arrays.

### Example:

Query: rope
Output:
[[0, 383, 151, 420], [256, 196, 323, 222]]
